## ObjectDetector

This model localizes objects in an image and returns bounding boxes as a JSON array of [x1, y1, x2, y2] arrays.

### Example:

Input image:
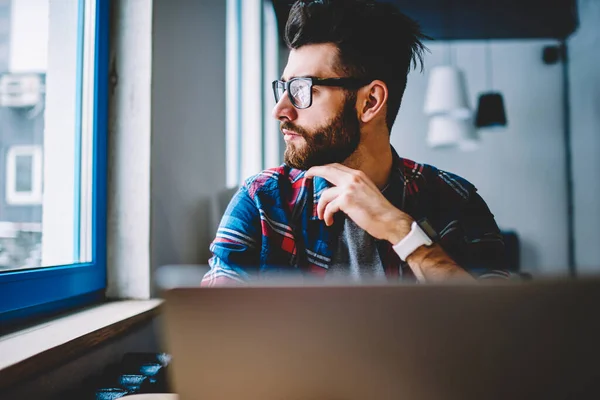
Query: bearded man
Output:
[[202, 0, 510, 286]]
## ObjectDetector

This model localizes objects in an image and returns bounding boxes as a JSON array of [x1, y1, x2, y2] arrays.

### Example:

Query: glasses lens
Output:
[[273, 81, 285, 103], [289, 79, 311, 108]]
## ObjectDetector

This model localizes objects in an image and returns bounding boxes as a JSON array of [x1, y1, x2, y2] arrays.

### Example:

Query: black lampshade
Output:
[[475, 92, 507, 128]]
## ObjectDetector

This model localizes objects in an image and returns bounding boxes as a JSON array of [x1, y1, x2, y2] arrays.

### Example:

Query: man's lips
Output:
[[282, 129, 300, 136], [282, 129, 303, 141]]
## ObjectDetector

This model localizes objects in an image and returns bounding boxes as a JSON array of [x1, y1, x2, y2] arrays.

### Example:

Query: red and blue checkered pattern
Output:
[[202, 147, 509, 286]]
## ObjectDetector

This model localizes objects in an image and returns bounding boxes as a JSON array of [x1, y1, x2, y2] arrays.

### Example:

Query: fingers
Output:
[[306, 163, 359, 186], [306, 164, 379, 191], [336, 165, 379, 191], [323, 196, 343, 226], [317, 187, 342, 221], [305, 165, 337, 183], [308, 164, 387, 229]]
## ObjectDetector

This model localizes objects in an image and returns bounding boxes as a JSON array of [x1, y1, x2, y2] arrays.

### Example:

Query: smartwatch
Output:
[[392, 219, 438, 261]]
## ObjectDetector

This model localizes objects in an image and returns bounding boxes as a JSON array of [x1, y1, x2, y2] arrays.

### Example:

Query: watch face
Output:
[[417, 218, 438, 241]]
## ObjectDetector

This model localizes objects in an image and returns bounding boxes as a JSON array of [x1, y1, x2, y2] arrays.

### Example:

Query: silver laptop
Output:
[[158, 272, 600, 400]]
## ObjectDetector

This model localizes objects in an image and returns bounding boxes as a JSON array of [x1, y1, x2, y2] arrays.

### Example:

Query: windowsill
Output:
[[0, 299, 162, 390]]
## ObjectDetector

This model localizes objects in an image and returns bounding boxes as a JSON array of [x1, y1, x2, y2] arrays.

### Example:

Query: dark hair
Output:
[[285, 0, 429, 130]]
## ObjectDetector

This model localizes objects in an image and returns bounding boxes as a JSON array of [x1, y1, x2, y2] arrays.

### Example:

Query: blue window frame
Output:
[[0, 0, 110, 326]]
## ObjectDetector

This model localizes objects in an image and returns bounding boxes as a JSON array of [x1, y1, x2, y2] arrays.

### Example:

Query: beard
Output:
[[281, 93, 361, 170]]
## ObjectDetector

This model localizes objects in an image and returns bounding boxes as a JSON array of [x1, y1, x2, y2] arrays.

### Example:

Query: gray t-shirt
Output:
[[326, 217, 387, 283]]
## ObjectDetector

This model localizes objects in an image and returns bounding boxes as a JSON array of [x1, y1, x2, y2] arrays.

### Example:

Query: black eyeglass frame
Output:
[[272, 77, 372, 109]]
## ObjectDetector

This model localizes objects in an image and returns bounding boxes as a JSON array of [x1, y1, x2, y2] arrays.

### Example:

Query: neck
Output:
[[343, 131, 393, 190]]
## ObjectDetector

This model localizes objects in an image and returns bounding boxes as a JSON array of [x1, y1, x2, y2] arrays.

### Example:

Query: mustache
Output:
[[280, 122, 310, 137]]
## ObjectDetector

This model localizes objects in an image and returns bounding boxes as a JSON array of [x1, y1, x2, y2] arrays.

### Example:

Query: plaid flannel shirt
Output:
[[202, 147, 509, 286]]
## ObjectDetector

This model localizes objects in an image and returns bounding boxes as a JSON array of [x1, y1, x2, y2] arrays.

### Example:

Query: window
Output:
[[226, 0, 281, 187], [5, 145, 43, 205], [0, 0, 109, 325]]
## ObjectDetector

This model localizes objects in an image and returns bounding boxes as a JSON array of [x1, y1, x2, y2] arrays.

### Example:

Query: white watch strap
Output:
[[392, 221, 434, 261]]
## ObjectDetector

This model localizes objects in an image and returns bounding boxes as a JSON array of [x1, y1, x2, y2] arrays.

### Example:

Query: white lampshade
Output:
[[423, 66, 472, 120], [427, 116, 479, 150]]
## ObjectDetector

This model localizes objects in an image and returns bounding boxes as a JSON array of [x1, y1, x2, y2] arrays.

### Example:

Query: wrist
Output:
[[406, 243, 436, 264], [391, 219, 437, 262], [385, 215, 414, 245], [406, 244, 475, 282]]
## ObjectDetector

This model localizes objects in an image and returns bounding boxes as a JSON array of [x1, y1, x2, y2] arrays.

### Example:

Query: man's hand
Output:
[[305, 163, 412, 245], [306, 163, 474, 283]]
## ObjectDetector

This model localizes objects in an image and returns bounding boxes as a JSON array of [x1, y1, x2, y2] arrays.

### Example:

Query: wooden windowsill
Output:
[[0, 299, 163, 390]]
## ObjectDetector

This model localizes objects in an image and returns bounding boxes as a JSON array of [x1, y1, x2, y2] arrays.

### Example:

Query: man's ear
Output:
[[358, 80, 388, 124]]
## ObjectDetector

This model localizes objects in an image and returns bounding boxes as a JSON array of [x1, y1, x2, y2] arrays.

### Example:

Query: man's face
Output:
[[272, 44, 361, 170]]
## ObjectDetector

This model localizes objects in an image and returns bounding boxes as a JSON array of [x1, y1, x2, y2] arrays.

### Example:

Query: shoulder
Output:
[[400, 158, 476, 202]]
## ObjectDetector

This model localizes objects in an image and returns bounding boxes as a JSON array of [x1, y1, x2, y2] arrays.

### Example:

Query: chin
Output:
[[284, 152, 308, 170]]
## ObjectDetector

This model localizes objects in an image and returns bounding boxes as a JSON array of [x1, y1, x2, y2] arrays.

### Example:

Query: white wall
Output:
[[107, 0, 153, 299], [393, 40, 568, 276], [150, 0, 227, 276], [569, 0, 600, 275]]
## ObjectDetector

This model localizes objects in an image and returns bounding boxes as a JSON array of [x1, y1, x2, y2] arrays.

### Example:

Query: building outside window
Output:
[[0, 0, 46, 271]]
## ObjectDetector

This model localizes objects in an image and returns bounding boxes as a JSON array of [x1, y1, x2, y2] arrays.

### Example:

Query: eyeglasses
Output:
[[272, 77, 371, 109]]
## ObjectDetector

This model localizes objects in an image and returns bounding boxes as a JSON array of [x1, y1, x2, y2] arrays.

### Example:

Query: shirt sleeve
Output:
[[437, 187, 517, 280], [426, 169, 517, 280], [201, 185, 262, 287]]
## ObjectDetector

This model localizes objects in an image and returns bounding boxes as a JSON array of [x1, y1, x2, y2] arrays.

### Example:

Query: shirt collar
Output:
[[310, 175, 332, 220]]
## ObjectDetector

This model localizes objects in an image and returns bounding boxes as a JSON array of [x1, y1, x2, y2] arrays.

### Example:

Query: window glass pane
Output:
[[15, 154, 33, 192], [0, 0, 95, 271]]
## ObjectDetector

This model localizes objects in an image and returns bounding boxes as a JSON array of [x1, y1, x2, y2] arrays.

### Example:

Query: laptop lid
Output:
[[160, 279, 600, 400]]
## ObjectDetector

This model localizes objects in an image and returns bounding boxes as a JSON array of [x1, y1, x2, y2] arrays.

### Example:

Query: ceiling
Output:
[[271, 0, 578, 42]]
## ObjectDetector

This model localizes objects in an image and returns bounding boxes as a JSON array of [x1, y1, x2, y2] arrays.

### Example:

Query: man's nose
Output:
[[272, 92, 298, 122]]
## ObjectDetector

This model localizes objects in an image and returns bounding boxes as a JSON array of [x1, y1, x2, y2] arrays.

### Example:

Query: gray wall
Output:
[[392, 39, 568, 276], [150, 0, 227, 275], [569, 0, 600, 275], [391, 0, 600, 276]]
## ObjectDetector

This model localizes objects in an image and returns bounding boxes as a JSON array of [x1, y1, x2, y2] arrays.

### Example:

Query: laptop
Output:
[[157, 272, 600, 400]]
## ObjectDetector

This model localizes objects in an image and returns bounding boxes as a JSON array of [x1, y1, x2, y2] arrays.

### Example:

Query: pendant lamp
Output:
[[427, 115, 479, 150], [475, 43, 508, 128], [423, 65, 472, 120]]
